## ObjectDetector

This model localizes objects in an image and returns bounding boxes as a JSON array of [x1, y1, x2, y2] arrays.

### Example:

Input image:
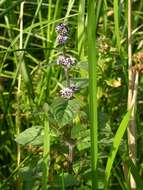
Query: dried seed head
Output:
[[55, 23, 68, 34], [57, 54, 75, 68], [133, 52, 143, 64]]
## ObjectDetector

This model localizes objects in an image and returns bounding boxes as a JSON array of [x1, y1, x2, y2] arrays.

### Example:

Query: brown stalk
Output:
[[127, 0, 137, 189], [16, 2, 25, 190]]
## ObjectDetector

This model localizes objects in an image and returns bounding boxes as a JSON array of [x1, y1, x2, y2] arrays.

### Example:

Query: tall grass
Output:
[[87, 0, 98, 189], [78, 0, 85, 59], [104, 109, 132, 189]]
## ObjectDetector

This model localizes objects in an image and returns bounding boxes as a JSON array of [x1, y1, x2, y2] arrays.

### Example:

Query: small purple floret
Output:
[[57, 55, 75, 68], [56, 23, 68, 34], [60, 87, 74, 99], [57, 34, 68, 45], [60, 85, 79, 99]]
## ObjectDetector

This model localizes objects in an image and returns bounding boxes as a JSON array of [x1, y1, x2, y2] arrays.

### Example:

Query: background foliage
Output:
[[0, 0, 143, 189]]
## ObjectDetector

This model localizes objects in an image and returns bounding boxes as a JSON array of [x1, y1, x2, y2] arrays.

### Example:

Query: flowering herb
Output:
[[56, 24, 78, 99], [60, 87, 74, 99], [57, 34, 68, 45], [60, 85, 78, 99], [57, 54, 75, 68], [56, 23, 68, 34]]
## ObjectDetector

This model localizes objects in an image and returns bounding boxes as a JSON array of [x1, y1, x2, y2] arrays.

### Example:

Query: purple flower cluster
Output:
[[60, 85, 78, 99], [57, 35, 68, 45], [56, 23, 69, 45], [56, 23, 68, 34], [57, 54, 75, 68], [56, 23, 79, 99]]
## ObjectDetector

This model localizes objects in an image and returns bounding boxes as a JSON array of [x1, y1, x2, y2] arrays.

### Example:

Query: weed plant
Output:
[[1, 0, 143, 190]]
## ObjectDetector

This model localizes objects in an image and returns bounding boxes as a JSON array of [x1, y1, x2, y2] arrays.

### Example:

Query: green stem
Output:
[[114, 0, 121, 51], [78, 0, 85, 59], [64, 68, 70, 87], [87, 0, 98, 189]]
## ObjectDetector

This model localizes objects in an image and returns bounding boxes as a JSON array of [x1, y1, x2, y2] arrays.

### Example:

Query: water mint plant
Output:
[[56, 23, 77, 98], [57, 54, 75, 68], [56, 34, 68, 45], [60, 87, 74, 99], [1, 1, 143, 190], [56, 23, 69, 45], [60, 85, 79, 99], [56, 23, 69, 34]]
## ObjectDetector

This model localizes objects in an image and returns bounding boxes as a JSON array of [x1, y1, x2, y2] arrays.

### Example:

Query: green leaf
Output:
[[15, 126, 43, 146], [126, 158, 143, 190], [53, 173, 78, 187], [104, 109, 132, 189], [19, 166, 34, 190], [71, 124, 83, 139], [71, 124, 90, 150], [51, 98, 80, 127]]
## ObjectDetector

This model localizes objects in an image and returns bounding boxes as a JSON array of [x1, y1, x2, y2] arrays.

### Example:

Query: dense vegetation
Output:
[[1, 0, 143, 189]]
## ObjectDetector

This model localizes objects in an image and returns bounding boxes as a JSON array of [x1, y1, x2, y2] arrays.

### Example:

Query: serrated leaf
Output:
[[71, 124, 90, 150], [77, 137, 90, 151], [51, 98, 80, 127], [71, 124, 83, 139], [15, 126, 43, 146]]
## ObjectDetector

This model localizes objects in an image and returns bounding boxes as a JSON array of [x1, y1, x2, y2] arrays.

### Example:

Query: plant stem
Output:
[[127, 0, 137, 189], [87, 0, 98, 189], [16, 2, 24, 189], [114, 0, 121, 51], [64, 68, 70, 87], [78, 0, 85, 59], [42, 112, 50, 190], [47, 0, 52, 41]]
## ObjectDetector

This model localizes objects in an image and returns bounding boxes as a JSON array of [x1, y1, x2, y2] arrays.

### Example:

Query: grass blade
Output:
[[0, 0, 24, 17], [95, 0, 103, 34], [113, 0, 121, 50], [78, 0, 85, 59], [104, 109, 132, 189], [126, 158, 143, 190], [64, 0, 75, 21]]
